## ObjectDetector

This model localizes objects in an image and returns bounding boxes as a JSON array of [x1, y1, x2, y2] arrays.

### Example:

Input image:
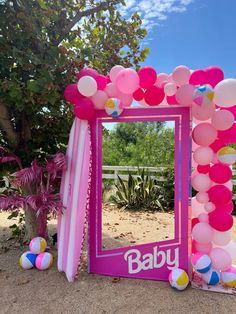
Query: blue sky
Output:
[[122, 0, 236, 78]]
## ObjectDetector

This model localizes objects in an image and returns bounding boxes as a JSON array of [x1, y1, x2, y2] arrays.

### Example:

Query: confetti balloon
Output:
[[19, 251, 37, 270], [193, 85, 214, 106], [168, 268, 189, 291], [29, 237, 47, 254], [105, 98, 123, 118]]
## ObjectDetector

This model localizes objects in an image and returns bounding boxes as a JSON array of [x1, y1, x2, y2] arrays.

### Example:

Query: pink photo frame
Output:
[[89, 106, 192, 281]]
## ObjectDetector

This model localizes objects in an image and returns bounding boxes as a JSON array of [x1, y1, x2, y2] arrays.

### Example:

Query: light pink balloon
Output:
[[223, 240, 236, 260], [212, 230, 231, 246], [192, 222, 214, 244], [164, 82, 177, 96], [196, 192, 209, 203], [193, 146, 214, 165], [192, 173, 212, 192], [91, 90, 108, 110], [192, 103, 215, 121], [156, 73, 169, 87], [209, 248, 232, 271], [116, 68, 140, 94], [193, 123, 218, 146], [77, 76, 97, 97], [176, 84, 194, 106], [198, 213, 209, 223], [204, 202, 215, 213], [105, 83, 118, 98], [213, 78, 236, 107], [172, 65, 191, 86], [195, 241, 212, 254], [211, 110, 234, 131], [192, 197, 205, 217], [109, 65, 125, 83], [117, 91, 133, 107]]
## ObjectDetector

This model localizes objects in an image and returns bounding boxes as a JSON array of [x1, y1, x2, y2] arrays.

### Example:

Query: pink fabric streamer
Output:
[[57, 118, 91, 282]]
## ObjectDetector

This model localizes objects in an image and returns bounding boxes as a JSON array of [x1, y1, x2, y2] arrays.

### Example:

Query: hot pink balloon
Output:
[[105, 83, 118, 98], [133, 88, 144, 101], [210, 138, 226, 153], [205, 66, 224, 88], [172, 65, 191, 86], [166, 94, 178, 105], [76, 67, 98, 80], [197, 164, 211, 174], [189, 69, 207, 85], [109, 65, 124, 83], [144, 86, 165, 106], [138, 66, 157, 89], [64, 84, 84, 104], [216, 201, 234, 214], [209, 248, 232, 271], [95, 74, 107, 90], [209, 163, 232, 184], [116, 68, 139, 94], [218, 124, 236, 145], [211, 110, 234, 131], [192, 123, 217, 146], [74, 98, 95, 120], [192, 103, 215, 121], [192, 222, 213, 244], [208, 185, 232, 205], [91, 90, 108, 110], [175, 84, 194, 106]]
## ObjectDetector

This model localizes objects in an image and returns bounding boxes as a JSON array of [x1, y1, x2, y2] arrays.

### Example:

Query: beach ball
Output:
[[29, 237, 47, 255], [192, 253, 212, 273], [105, 98, 123, 118], [201, 269, 220, 285], [221, 267, 236, 288], [168, 268, 189, 291], [217, 147, 236, 165], [35, 252, 53, 271], [193, 85, 214, 106], [19, 251, 37, 270]]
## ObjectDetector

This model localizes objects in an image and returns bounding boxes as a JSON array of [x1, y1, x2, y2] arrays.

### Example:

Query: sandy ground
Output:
[[0, 210, 236, 314]]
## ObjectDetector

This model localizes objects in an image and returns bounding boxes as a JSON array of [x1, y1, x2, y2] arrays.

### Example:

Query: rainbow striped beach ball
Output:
[[221, 266, 236, 288], [168, 268, 189, 291], [201, 269, 220, 285], [192, 253, 212, 273], [35, 252, 53, 271], [29, 237, 47, 255], [19, 251, 37, 270]]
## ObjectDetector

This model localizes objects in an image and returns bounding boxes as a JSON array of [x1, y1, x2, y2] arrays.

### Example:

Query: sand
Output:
[[0, 210, 236, 314]]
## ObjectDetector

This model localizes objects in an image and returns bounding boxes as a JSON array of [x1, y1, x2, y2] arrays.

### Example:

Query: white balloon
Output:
[[77, 76, 97, 97], [191, 197, 205, 217], [213, 79, 236, 107], [212, 230, 231, 246], [164, 82, 177, 96], [223, 240, 236, 261]]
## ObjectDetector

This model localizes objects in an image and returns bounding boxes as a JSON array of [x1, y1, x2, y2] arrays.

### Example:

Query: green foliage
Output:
[[102, 122, 175, 167], [7, 210, 25, 240], [0, 0, 149, 166], [110, 169, 165, 211]]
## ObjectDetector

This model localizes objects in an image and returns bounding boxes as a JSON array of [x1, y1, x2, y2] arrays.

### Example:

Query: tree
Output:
[[0, 0, 149, 240]]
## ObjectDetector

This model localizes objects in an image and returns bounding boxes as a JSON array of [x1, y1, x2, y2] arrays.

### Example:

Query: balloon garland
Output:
[[64, 64, 236, 288]]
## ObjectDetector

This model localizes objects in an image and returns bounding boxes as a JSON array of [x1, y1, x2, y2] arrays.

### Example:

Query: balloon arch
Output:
[[58, 64, 236, 291]]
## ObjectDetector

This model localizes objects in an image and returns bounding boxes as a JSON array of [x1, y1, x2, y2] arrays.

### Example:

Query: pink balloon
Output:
[[193, 146, 214, 165], [212, 230, 231, 246], [74, 98, 95, 120], [225, 105, 236, 120], [95, 75, 107, 90], [209, 248, 231, 271], [218, 124, 236, 145], [204, 202, 216, 213], [133, 88, 144, 101], [156, 73, 169, 87], [117, 91, 133, 107], [209, 164, 232, 184], [64, 84, 84, 104], [192, 103, 215, 121], [76, 67, 98, 80], [197, 164, 211, 174], [192, 173, 212, 192], [196, 192, 209, 203], [198, 213, 209, 223], [172, 65, 191, 86], [205, 66, 224, 88], [208, 185, 232, 205], [189, 69, 207, 85], [144, 86, 165, 106], [195, 241, 212, 254], [91, 90, 108, 110], [211, 110, 234, 131], [192, 197, 205, 217], [192, 222, 213, 244], [175, 84, 194, 106], [192, 123, 218, 146], [116, 69, 139, 94], [109, 65, 124, 83], [138, 66, 157, 89], [210, 138, 226, 153], [105, 83, 118, 98]]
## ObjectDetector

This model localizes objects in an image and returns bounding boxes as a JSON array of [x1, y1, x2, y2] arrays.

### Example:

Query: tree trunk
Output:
[[24, 205, 49, 242]]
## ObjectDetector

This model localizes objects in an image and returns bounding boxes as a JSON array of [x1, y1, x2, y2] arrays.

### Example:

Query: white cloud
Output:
[[120, 0, 194, 31]]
